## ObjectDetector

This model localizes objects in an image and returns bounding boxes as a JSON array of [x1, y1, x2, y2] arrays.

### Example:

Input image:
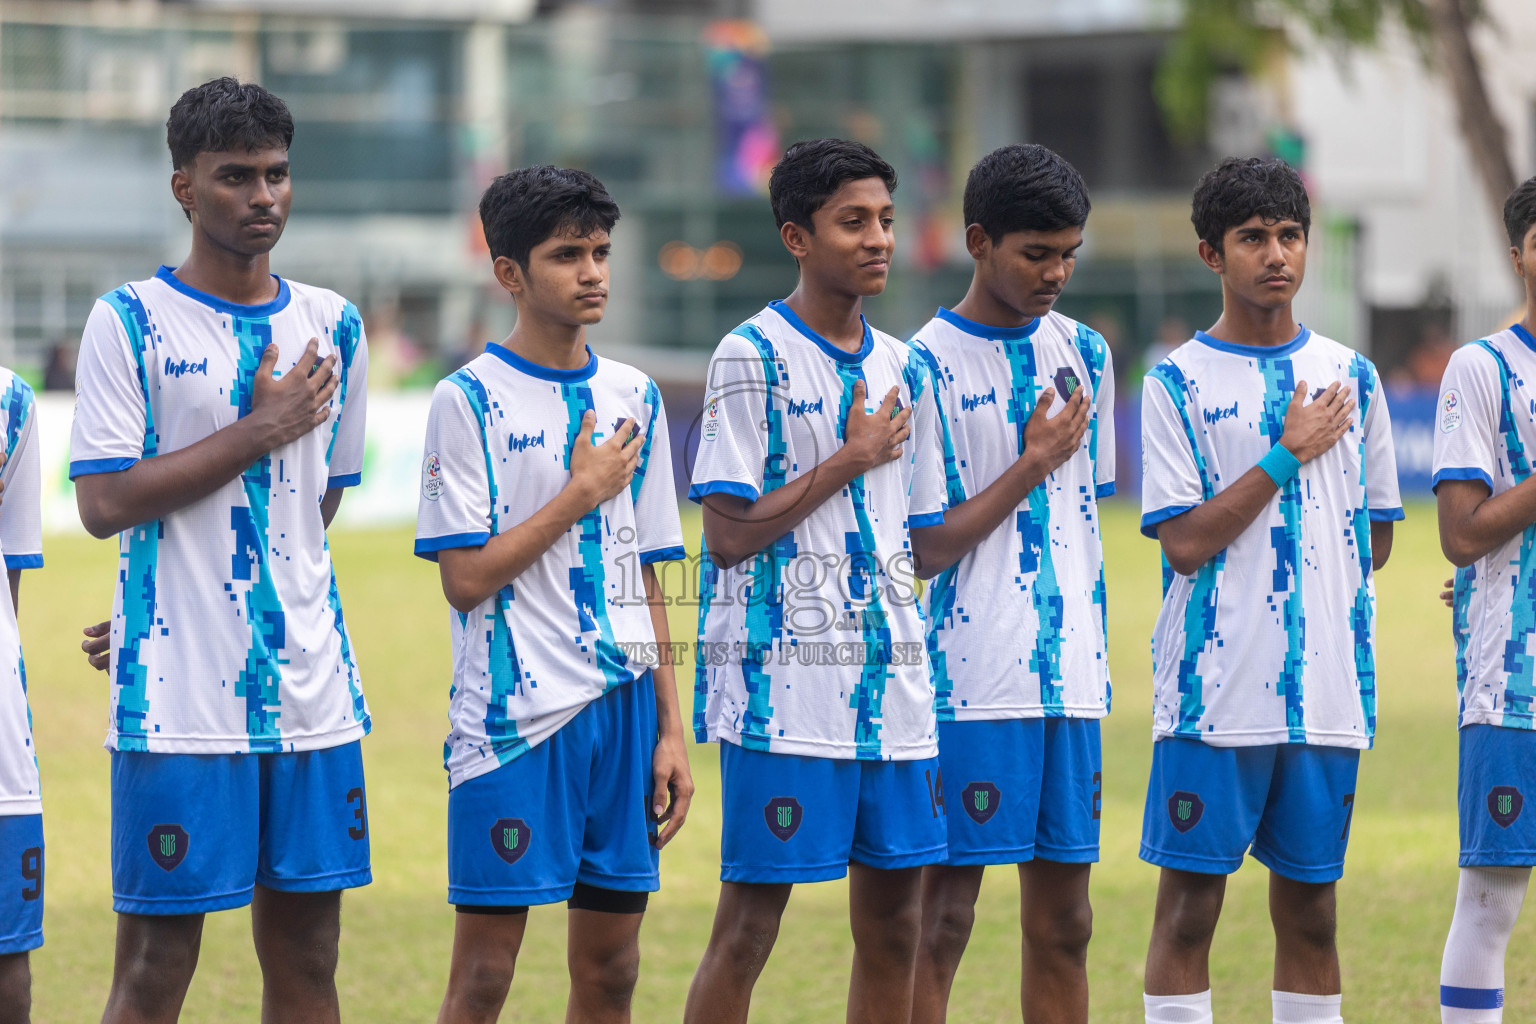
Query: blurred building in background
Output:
[[2, 0, 1534, 395]]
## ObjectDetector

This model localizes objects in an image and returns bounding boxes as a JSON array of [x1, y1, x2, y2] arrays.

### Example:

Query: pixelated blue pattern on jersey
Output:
[[833, 361, 894, 757], [1141, 329, 1401, 748], [447, 370, 528, 766], [911, 310, 1115, 726], [102, 287, 161, 750], [0, 365, 44, 816], [691, 303, 947, 760], [1438, 332, 1536, 730], [72, 268, 371, 755], [1257, 356, 1307, 742], [560, 381, 630, 691], [416, 345, 684, 788]]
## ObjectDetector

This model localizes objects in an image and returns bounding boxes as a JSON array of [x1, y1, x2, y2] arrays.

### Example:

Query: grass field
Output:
[[18, 500, 1515, 1021]]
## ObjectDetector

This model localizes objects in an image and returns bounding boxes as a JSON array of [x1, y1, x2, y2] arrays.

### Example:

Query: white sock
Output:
[[1145, 990, 1213, 1024], [1273, 990, 1342, 1023], [1440, 865, 1530, 1022]]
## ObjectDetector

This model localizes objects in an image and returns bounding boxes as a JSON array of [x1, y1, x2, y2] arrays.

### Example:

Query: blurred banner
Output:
[[704, 20, 778, 198]]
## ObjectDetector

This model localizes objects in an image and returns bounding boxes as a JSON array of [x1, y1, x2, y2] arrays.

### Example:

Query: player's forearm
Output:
[[321, 487, 344, 529], [701, 447, 868, 568], [1438, 476, 1536, 567], [74, 415, 280, 538], [910, 453, 1049, 579], [642, 564, 686, 741], [1370, 520, 1393, 571], [436, 483, 597, 613], [1156, 465, 1278, 576], [8, 570, 19, 617]]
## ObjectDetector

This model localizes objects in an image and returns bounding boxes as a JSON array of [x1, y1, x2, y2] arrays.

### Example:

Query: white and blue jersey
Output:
[[70, 267, 370, 755], [690, 301, 948, 762], [0, 371, 44, 816], [1434, 324, 1536, 731], [910, 308, 1115, 721], [413, 344, 685, 790], [1140, 328, 1402, 749]]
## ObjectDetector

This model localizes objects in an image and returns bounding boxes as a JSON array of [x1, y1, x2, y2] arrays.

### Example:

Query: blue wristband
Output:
[[1257, 443, 1301, 488]]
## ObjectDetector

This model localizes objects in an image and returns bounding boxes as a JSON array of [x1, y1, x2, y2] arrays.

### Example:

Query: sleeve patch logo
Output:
[[422, 451, 444, 501], [702, 397, 720, 442], [1440, 389, 1462, 433]]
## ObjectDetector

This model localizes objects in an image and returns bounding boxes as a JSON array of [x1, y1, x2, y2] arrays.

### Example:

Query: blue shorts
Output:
[[448, 673, 659, 907], [0, 814, 43, 954], [938, 717, 1101, 866], [719, 743, 947, 883], [1139, 738, 1359, 883], [111, 741, 371, 915], [1459, 724, 1536, 866]]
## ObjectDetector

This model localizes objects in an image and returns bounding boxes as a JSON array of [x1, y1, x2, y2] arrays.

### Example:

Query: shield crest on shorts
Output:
[[1488, 787, 1524, 829], [764, 797, 803, 841], [147, 824, 189, 871], [961, 782, 1001, 825], [1168, 792, 1203, 834], [490, 818, 531, 864]]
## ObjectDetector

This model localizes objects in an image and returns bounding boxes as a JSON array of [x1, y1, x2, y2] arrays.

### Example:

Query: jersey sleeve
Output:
[[1092, 347, 1117, 498], [906, 349, 947, 527], [1432, 343, 1500, 495], [414, 379, 492, 562], [0, 386, 42, 570], [69, 298, 149, 478], [1139, 371, 1205, 538], [327, 305, 369, 489], [688, 331, 770, 503], [634, 389, 686, 564], [1362, 369, 1404, 520]]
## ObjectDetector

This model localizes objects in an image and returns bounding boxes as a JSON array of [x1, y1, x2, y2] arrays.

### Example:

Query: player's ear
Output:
[[780, 220, 812, 262], [1197, 238, 1224, 275], [170, 166, 195, 222], [963, 223, 990, 262], [492, 256, 525, 297], [1512, 246, 1526, 281]]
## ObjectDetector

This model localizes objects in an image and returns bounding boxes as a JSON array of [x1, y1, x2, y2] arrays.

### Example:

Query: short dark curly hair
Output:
[[478, 166, 621, 269], [768, 139, 897, 232], [964, 144, 1090, 241], [1191, 157, 1311, 254], [1504, 176, 1536, 249], [166, 77, 294, 170]]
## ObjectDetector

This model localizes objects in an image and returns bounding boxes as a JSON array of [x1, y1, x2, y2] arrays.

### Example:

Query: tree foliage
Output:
[[1156, 0, 1437, 141]]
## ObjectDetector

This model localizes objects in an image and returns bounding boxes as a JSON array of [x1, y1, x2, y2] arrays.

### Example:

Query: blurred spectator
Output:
[[1085, 310, 1127, 391], [1404, 322, 1457, 387], [43, 337, 77, 391], [363, 301, 427, 389]]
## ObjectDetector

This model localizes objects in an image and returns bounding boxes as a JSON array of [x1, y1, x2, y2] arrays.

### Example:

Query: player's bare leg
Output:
[[1020, 859, 1093, 1023], [1143, 868, 1226, 996], [912, 864, 985, 1023], [683, 881, 792, 1024], [0, 952, 30, 1024], [251, 886, 342, 1024], [437, 910, 527, 1024], [566, 908, 644, 1023], [1269, 874, 1339, 994], [100, 913, 204, 1024], [847, 863, 924, 1024]]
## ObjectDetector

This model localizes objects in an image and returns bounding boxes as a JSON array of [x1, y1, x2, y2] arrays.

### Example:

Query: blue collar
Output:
[[156, 265, 290, 318], [1193, 325, 1312, 358], [770, 300, 873, 363], [485, 341, 598, 382], [935, 306, 1040, 340], [1511, 322, 1536, 353]]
